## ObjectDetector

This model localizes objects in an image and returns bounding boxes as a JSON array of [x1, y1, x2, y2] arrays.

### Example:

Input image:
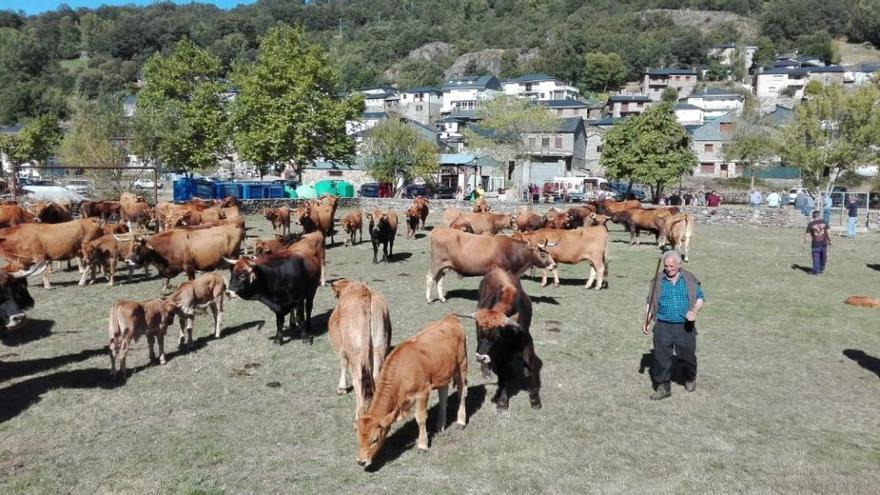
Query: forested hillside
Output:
[[1, 0, 878, 125]]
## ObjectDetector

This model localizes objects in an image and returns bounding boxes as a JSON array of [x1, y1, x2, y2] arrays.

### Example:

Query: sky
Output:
[[1, 1, 257, 16]]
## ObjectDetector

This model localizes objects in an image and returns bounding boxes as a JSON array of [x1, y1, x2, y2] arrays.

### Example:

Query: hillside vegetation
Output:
[[0, 0, 878, 124]]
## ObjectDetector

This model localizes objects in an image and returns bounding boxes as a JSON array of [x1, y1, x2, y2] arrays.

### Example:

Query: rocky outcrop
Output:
[[444, 49, 507, 78]]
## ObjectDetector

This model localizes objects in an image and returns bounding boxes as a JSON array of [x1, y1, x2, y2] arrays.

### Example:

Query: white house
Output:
[[358, 86, 399, 113], [502, 73, 579, 101], [686, 87, 744, 119], [674, 103, 704, 126], [440, 75, 502, 114]]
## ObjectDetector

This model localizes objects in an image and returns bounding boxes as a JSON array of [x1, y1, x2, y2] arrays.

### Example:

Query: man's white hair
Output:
[[662, 250, 683, 266]]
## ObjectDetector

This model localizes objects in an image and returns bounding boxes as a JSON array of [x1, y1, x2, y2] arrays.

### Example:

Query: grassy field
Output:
[[835, 40, 880, 65], [1, 208, 879, 494]]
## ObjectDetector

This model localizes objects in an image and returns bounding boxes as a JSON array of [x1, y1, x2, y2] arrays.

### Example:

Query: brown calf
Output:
[[264, 206, 291, 235], [294, 202, 335, 245], [341, 210, 363, 246], [329, 279, 392, 418], [472, 197, 490, 212], [612, 207, 677, 245], [165, 272, 227, 347], [514, 208, 547, 232], [458, 212, 514, 235], [355, 314, 467, 467], [107, 298, 177, 375], [80, 234, 142, 286], [512, 226, 609, 289]]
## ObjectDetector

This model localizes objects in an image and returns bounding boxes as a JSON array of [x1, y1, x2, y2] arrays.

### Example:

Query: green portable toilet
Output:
[[314, 180, 337, 197], [335, 180, 354, 198], [295, 184, 317, 199], [284, 184, 298, 199]]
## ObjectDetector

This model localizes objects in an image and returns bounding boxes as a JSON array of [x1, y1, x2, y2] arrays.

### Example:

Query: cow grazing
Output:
[[662, 212, 695, 261], [355, 314, 468, 467], [341, 210, 363, 246], [473, 197, 490, 212], [0, 219, 103, 288], [426, 227, 557, 302], [611, 207, 677, 245], [441, 208, 463, 227], [512, 226, 609, 289], [844, 296, 880, 308], [328, 279, 392, 418], [119, 193, 152, 231], [458, 212, 514, 235], [80, 234, 143, 286], [226, 251, 321, 345], [463, 267, 541, 410], [166, 272, 228, 347], [294, 202, 335, 245], [0, 263, 45, 329], [264, 206, 291, 235], [123, 220, 245, 292], [514, 208, 547, 232], [0, 205, 35, 228], [369, 209, 398, 263], [107, 298, 178, 375]]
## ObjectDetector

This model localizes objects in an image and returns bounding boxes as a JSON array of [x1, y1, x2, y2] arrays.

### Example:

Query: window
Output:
[[525, 83, 533, 92], [721, 143, 730, 154], [719, 122, 735, 133], [700, 163, 715, 174], [555, 137, 563, 148], [597, 145, 603, 153], [328, 170, 342, 177], [704, 144, 714, 153], [415, 105, 423, 111], [529, 137, 536, 148], [542, 137, 550, 148]]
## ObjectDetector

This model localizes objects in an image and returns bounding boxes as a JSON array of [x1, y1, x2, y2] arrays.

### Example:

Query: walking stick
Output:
[[643, 247, 668, 335]]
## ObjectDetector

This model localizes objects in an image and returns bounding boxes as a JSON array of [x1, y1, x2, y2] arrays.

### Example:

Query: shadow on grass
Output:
[[158, 320, 265, 361], [0, 367, 125, 423], [790, 264, 813, 274], [414, 232, 427, 240], [530, 295, 560, 305], [386, 252, 413, 263], [0, 346, 106, 384], [0, 319, 55, 346], [272, 308, 332, 345], [866, 264, 880, 272], [367, 384, 487, 472], [443, 288, 479, 301], [638, 351, 690, 388], [843, 349, 880, 378]]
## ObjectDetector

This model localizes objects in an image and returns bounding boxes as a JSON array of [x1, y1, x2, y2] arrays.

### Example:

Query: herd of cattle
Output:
[[0, 191, 696, 467]]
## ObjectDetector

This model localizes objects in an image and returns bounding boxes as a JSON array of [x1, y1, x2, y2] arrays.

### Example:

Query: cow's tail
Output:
[[358, 286, 377, 409], [108, 302, 120, 341]]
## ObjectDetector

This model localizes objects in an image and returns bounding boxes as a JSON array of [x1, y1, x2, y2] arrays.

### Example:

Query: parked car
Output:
[[789, 187, 807, 203], [65, 179, 93, 196], [133, 178, 162, 190], [358, 182, 380, 198], [434, 185, 455, 199], [402, 183, 430, 199]]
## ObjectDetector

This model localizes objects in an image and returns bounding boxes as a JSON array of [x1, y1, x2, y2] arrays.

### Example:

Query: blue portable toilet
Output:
[[214, 182, 243, 201], [173, 178, 195, 202]]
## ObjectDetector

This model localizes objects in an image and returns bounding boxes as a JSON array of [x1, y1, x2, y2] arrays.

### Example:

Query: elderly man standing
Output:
[[643, 250, 706, 400]]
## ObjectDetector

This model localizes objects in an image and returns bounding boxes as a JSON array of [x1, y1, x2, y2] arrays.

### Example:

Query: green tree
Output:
[[0, 114, 61, 190], [582, 52, 628, 92], [661, 87, 679, 102], [58, 96, 131, 197], [230, 25, 362, 178], [131, 38, 228, 176], [364, 116, 439, 193], [704, 60, 727, 82], [600, 103, 696, 202], [463, 95, 560, 201], [752, 36, 776, 69], [795, 31, 837, 65], [780, 83, 880, 201]]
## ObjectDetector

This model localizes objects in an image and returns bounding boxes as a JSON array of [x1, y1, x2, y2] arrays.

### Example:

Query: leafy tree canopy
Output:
[[363, 116, 439, 191]]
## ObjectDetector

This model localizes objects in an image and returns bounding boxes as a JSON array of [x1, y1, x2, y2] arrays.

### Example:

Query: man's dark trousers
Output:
[[652, 321, 697, 385], [811, 245, 827, 274]]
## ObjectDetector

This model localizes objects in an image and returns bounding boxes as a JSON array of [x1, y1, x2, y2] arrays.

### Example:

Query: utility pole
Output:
[[338, 18, 343, 38]]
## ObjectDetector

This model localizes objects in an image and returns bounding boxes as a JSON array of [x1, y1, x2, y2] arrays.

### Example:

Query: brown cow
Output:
[[107, 298, 178, 375], [30, 201, 72, 223], [441, 208, 463, 227], [0, 205, 35, 228], [426, 227, 557, 302], [512, 226, 608, 289], [355, 314, 467, 467], [80, 234, 142, 286], [473, 197, 490, 213], [514, 208, 547, 232], [341, 210, 363, 246], [181, 206, 226, 227], [412, 196, 429, 229], [565, 205, 597, 228], [329, 279, 392, 418], [404, 205, 421, 239], [101, 223, 130, 236], [369, 209, 398, 263], [166, 272, 227, 347], [80, 200, 121, 222], [294, 202, 335, 245], [119, 193, 152, 230], [462, 267, 542, 410], [0, 219, 103, 288], [612, 207, 677, 245], [597, 198, 641, 216], [662, 212, 695, 262], [221, 205, 241, 220], [544, 208, 569, 229], [218, 196, 239, 208], [459, 212, 514, 235], [264, 206, 291, 235], [123, 220, 245, 292], [448, 216, 475, 233]]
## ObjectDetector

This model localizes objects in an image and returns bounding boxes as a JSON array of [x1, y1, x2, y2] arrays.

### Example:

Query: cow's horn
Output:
[[11, 261, 48, 278], [112, 234, 133, 241], [223, 257, 239, 265], [454, 312, 477, 320], [504, 316, 521, 329]]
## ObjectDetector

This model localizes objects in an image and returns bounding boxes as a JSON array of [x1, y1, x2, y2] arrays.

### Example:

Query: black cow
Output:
[[369, 209, 398, 263], [463, 266, 541, 410], [0, 262, 46, 329], [226, 252, 321, 344]]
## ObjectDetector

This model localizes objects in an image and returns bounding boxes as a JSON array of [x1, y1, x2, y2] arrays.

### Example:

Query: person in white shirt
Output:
[[766, 190, 781, 208]]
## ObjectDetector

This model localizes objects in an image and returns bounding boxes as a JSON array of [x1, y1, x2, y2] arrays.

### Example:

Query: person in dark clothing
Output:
[[804, 210, 831, 274], [669, 193, 681, 206], [846, 195, 859, 238], [643, 250, 705, 400]]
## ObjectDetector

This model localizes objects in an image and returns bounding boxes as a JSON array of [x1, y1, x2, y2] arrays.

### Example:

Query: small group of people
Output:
[[751, 189, 792, 208]]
